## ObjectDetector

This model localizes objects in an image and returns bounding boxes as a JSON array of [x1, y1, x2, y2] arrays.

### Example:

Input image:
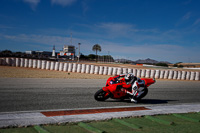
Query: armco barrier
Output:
[[0, 58, 199, 81]]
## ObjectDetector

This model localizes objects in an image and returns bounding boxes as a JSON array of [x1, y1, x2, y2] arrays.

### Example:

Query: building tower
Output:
[[52, 45, 55, 57]]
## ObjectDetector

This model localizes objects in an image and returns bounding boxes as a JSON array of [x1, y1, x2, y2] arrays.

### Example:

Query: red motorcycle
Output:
[[94, 75, 156, 102]]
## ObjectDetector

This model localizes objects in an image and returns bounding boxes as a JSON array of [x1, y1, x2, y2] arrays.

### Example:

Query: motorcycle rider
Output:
[[123, 73, 145, 103]]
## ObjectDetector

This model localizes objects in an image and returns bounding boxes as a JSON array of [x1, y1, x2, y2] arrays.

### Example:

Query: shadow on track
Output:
[[104, 99, 178, 104]]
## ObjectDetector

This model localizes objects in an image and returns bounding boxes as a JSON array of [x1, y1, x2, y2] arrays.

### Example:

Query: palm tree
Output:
[[92, 44, 101, 62]]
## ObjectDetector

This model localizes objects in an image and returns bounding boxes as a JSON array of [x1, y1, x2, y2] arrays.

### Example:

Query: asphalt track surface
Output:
[[0, 78, 200, 113]]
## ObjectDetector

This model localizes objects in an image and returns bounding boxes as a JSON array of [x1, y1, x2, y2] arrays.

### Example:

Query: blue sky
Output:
[[0, 0, 200, 63]]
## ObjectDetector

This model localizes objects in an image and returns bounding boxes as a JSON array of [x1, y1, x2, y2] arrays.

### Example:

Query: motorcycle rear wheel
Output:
[[94, 89, 110, 101]]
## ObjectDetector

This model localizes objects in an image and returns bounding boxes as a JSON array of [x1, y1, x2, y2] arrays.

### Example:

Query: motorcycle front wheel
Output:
[[94, 89, 110, 101]]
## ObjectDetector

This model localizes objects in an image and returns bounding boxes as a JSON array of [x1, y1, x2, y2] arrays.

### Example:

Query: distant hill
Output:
[[115, 58, 171, 64], [135, 58, 171, 64]]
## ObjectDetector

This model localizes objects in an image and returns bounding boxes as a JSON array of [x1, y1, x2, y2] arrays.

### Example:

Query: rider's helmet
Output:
[[124, 73, 134, 83]]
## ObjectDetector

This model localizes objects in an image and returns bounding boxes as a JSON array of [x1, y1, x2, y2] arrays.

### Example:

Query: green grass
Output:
[[0, 112, 200, 133]]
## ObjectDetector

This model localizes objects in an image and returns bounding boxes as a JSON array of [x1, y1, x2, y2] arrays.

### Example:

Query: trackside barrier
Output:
[[160, 70, 164, 79], [168, 70, 174, 79], [186, 71, 191, 80], [41, 60, 46, 70], [72, 63, 77, 72], [77, 64, 81, 73], [108, 67, 112, 75], [133, 69, 137, 76], [190, 72, 195, 80], [68, 63, 72, 72], [46, 61, 50, 70], [59, 62, 64, 71], [150, 70, 155, 78], [16, 58, 20, 67], [112, 67, 117, 76], [50, 61, 55, 70], [33, 59, 37, 68], [128, 68, 133, 73], [141, 69, 146, 78], [146, 69, 150, 78], [155, 70, 160, 79], [85, 65, 90, 74], [99, 66, 104, 75], [6, 58, 10, 66], [177, 71, 182, 80], [123, 68, 128, 74], [63, 63, 68, 72], [103, 66, 108, 75], [94, 66, 99, 74], [90, 65, 94, 74], [164, 70, 169, 79], [173, 71, 178, 80], [195, 72, 199, 81], [11, 58, 15, 66], [20, 58, 24, 67], [181, 71, 186, 80], [137, 69, 141, 77], [117, 68, 122, 75], [54, 62, 59, 71], [0, 57, 199, 81], [81, 64, 86, 73], [37, 60, 41, 69], [28, 59, 33, 68], [24, 59, 28, 68]]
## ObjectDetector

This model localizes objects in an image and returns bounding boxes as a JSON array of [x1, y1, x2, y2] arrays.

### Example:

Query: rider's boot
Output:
[[130, 90, 138, 103], [131, 98, 137, 103]]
